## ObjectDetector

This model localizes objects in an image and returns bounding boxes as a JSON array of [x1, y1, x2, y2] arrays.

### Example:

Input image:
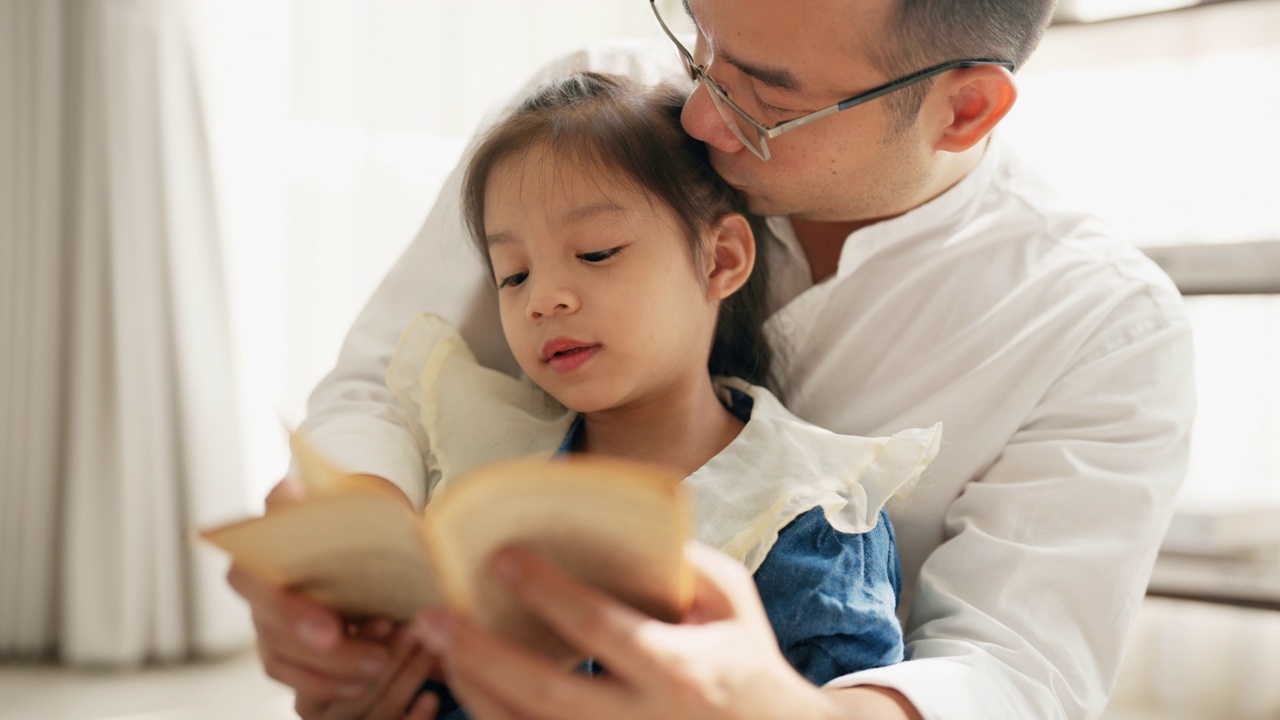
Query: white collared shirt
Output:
[[300, 41, 1195, 720]]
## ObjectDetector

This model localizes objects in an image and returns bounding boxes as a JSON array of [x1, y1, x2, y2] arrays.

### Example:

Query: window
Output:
[[1002, 0, 1280, 504]]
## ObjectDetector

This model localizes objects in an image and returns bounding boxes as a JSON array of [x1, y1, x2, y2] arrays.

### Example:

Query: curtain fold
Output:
[[1, 0, 252, 666]]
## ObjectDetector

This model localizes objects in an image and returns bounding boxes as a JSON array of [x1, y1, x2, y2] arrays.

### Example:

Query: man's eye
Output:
[[498, 271, 528, 288], [759, 99, 796, 116], [578, 247, 623, 263], [753, 93, 805, 119]]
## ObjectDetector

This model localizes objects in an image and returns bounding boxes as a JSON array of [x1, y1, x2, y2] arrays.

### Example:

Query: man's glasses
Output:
[[649, 0, 1014, 161]]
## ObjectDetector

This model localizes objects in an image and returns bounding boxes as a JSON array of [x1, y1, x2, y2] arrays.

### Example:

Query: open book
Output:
[[201, 432, 694, 664]]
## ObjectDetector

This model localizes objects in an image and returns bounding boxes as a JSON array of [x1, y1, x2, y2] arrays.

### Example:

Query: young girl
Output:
[[386, 72, 940, 715]]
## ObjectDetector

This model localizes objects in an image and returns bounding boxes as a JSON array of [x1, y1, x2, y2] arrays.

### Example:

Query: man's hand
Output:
[[228, 475, 438, 719], [408, 542, 843, 720], [293, 622, 443, 720]]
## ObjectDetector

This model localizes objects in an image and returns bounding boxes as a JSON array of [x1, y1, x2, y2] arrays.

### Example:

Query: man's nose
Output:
[[526, 273, 580, 320], [680, 82, 746, 155]]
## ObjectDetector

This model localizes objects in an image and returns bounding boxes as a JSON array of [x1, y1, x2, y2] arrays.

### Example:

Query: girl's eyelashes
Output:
[[498, 271, 528, 289], [494, 245, 623, 287], [578, 246, 624, 263]]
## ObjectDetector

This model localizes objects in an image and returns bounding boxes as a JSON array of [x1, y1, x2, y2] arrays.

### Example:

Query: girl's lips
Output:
[[545, 344, 600, 375]]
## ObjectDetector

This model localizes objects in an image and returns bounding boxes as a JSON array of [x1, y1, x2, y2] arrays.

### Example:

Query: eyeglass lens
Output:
[[679, 53, 769, 160]]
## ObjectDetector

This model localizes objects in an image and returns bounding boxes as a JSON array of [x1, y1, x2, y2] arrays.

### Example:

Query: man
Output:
[[229, 0, 1195, 718]]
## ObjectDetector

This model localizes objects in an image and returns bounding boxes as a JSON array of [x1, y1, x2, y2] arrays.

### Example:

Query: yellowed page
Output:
[[201, 489, 440, 621], [423, 457, 692, 665]]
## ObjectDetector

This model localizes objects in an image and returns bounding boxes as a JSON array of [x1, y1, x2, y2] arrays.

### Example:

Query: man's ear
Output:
[[929, 64, 1018, 153], [704, 213, 755, 301]]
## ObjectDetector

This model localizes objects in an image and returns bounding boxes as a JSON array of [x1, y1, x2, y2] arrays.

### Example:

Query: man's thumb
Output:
[[264, 475, 307, 512]]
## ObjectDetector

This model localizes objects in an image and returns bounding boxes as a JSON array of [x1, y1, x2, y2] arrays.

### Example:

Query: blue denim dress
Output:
[[697, 388, 904, 683]]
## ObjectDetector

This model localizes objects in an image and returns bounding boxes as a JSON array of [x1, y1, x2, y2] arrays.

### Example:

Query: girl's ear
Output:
[[704, 213, 755, 301]]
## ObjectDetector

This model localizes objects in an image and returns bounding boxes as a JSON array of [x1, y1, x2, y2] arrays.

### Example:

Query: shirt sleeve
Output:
[[295, 140, 505, 509], [754, 507, 905, 687], [823, 297, 1196, 719]]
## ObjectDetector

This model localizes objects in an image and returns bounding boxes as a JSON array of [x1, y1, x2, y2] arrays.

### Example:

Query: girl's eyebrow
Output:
[[485, 202, 626, 247], [561, 201, 627, 225]]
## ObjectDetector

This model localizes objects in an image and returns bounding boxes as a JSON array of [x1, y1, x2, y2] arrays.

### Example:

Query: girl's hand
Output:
[[409, 542, 839, 720]]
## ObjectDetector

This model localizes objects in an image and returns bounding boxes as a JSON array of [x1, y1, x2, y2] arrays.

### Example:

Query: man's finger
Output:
[[412, 609, 622, 720], [289, 628, 423, 719], [681, 541, 769, 624], [228, 562, 397, 684], [262, 641, 371, 704], [405, 691, 441, 720], [227, 565, 343, 650], [264, 475, 307, 511], [365, 632, 438, 720], [444, 668, 529, 720], [356, 617, 397, 642], [486, 547, 666, 684]]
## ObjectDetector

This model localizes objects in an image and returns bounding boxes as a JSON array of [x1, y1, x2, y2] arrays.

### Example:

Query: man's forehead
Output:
[[688, 0, 897, 93]]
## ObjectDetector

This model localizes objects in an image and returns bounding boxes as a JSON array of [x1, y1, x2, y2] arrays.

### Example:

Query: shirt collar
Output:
[[766, 135, 1005, 282]]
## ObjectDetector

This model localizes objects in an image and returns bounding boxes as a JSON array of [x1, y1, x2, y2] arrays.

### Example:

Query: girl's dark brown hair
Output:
[[462, 72, 773, 389]]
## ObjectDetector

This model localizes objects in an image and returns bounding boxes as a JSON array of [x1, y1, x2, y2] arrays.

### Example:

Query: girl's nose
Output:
[[526, 275, 580, 321], [680, 83, 746, 155]]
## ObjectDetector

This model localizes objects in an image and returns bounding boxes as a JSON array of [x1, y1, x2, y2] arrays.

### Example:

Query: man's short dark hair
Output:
[[869, 0, 1058, 131]]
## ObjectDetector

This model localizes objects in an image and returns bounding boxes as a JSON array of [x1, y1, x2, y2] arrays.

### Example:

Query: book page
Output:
[[424, 457, 692, 665], [202, 490, 441, 621]]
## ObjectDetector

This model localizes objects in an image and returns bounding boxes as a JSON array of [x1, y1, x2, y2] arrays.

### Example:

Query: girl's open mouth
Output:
[[546, 344, 600, 374]]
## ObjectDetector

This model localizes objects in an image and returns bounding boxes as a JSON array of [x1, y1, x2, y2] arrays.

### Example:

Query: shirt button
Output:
[[779, 316, 797, 335]]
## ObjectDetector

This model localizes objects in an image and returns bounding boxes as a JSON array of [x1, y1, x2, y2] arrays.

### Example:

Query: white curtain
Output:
[[0, 0, 252, 665]]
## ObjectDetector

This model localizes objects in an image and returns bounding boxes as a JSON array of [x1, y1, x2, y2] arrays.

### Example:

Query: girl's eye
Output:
[[578, 247, 623, 263], [498, 271, 528, 288]]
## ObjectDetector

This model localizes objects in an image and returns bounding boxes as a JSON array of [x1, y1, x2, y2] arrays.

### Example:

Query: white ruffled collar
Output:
[[387, 314, 941, 572]]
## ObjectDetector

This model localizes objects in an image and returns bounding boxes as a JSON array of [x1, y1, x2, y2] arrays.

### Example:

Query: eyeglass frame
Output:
[[649, 0, 1015, 161]]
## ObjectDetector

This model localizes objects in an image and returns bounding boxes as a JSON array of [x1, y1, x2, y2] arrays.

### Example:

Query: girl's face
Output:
[[483, 144, 721, 414]]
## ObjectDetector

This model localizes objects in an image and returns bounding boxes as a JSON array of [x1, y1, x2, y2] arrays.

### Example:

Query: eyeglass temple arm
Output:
[[766, 59, 1014, 138]]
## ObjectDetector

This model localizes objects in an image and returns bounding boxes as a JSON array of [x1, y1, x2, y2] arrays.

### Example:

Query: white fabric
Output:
[[0, 0, 252, 665], [689, 378, 940, 573], [385, 313, 576, 506], [384, 315, 942, 573], [299, 42, 1194, 720]]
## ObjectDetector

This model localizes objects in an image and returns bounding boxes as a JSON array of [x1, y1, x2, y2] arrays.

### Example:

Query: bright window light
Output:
[[1057, 0, 1200, 23]]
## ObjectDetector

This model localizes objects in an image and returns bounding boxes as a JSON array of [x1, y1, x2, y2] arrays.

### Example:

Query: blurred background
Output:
[[2, 0, 1278, 718]]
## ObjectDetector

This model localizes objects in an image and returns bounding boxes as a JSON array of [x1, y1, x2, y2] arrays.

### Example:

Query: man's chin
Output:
[[720, 178, 770, 213], [740, 190, 789, 218]]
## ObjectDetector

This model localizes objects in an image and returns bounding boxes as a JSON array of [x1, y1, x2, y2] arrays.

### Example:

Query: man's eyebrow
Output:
[[721, 50, 803, 92], [681, 0, 803, 93]]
